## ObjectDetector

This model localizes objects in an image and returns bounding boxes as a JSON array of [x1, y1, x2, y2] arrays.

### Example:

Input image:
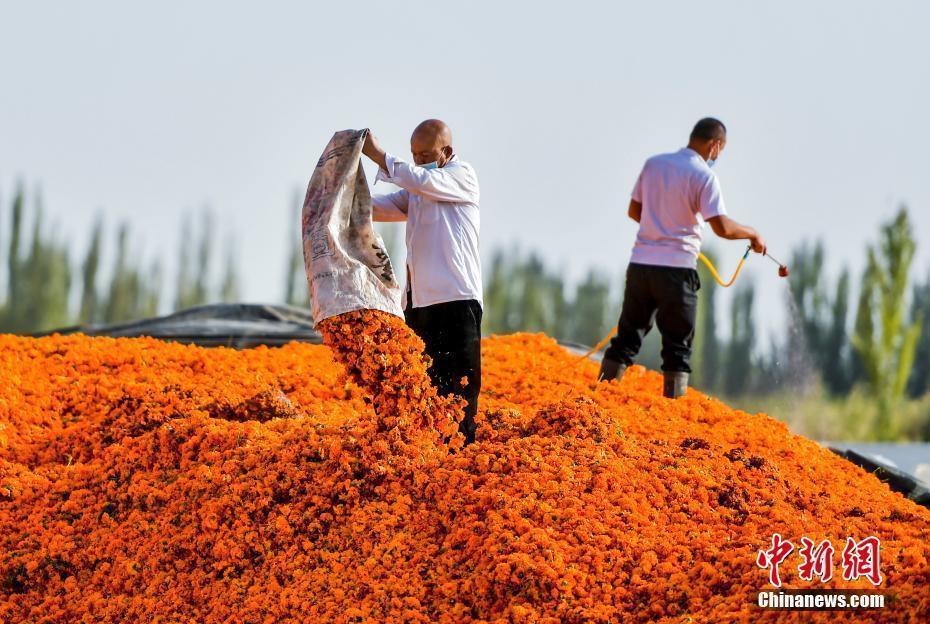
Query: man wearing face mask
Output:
[[598, 117, 766, 398], [361, 119, 482, 444]]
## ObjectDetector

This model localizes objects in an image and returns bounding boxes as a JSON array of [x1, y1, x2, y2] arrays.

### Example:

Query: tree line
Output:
[[0, 184, 241, 331]]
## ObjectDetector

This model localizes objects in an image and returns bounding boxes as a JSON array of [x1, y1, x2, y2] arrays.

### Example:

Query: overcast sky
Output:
[[2, 0, 928, 341]]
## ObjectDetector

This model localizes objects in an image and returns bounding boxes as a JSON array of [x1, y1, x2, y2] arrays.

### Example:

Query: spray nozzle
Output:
[[765, 252, 789, 278]]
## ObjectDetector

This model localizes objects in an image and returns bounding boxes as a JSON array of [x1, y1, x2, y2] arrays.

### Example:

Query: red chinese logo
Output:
[[798, 537, 835, 583], [756, 533, 794, 588], [841, 536, 883, 586], [757, 534, 882, 587]]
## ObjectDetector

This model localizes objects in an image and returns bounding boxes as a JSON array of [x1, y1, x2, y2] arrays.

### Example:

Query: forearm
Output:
[[371, 191, 409, 222], [720, 222, 757, 241], [372, 207, 407, 223], [709, 215, 755, 240], [628, 200, 642, 223], [707, 215, 766, 254], [381, 156, 478, 203]]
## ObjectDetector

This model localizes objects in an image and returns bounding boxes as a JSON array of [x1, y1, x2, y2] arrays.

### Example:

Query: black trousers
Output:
[[604, 263, 700, 373], [404, 297, 482, 444]]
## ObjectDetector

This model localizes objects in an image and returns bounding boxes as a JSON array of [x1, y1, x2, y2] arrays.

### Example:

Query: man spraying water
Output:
[[599, 117, 767, 398]]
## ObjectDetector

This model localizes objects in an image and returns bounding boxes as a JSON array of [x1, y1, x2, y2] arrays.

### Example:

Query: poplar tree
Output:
[[724, 284, 755, 396], [220, 235, 240, 303], [570, 270, 612, 347], [851, 207, 921, 438], [79, 218, 103, 324], [692, 247, 720, 392], [907, 274, 930, 398]]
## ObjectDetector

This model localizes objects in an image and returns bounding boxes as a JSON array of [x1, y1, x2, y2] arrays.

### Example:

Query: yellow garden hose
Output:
[[570, 245, 758, 369], [569, 328, 619, 365], [698, 245, 752, 288]]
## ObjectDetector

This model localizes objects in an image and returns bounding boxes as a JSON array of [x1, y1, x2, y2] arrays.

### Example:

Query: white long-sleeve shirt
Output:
[[371, 152, 482, 309]]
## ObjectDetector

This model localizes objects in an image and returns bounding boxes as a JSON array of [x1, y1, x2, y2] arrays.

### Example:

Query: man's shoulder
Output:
[[445, 157, 478, 183], [646, 149, 712, 179], [447, 157, 475, 171]]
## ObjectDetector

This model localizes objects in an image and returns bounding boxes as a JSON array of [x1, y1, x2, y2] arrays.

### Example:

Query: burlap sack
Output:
[[302, 129, 403, 323]]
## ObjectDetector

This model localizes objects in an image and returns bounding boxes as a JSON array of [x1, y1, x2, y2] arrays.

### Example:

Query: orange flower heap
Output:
[[0, 327, 928, 623], [317, 310, 463, 447]]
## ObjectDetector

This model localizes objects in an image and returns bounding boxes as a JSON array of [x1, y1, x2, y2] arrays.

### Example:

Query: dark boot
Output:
[[460, 416, 477, 446], [663, 372, 689, 399], [598, 357, 628, 383]]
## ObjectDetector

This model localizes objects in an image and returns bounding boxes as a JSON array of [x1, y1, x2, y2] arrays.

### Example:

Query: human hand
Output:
[[362, 131, 382, 160], [361, 130, 388, 171]]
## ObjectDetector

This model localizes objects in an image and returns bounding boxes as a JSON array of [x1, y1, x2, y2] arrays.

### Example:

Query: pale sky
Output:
[[2, 1, 929, 342]]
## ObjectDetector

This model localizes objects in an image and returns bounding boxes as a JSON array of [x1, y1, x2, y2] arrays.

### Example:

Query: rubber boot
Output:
[[598, 357, 628, 383], [663, 372, 689, 399], [460, 416, 477, 446]]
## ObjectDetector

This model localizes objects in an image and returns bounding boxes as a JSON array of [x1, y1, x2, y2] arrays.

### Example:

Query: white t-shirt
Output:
[[629, 147, 727, 269]]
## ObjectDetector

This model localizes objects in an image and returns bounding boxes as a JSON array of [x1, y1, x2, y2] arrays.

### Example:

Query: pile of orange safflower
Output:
[[1, 311, 928, 623], [317, 310, 464, 450]]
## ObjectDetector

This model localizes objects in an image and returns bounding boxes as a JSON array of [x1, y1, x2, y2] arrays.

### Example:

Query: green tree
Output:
[[220, 235, 240, 303], [692, 247, 721, 392], [79, 218, 103, 324], [569, 269, 612, 346], [546, 271, 569, 340], [285, 192, 310, 307], [174, 211, 216, 310], [100, 224, 162, 324], [851, 208, 922, 438], [906, 272, 930, 398], [2, 183, 25, 329], [483, 249, 516, 334], [193, 211, 213, 305], [175, 215, 195, 310], [1, 187, 72, 333], [823, 269, 852, 393], [102, 224, 135, 323], [723, 284, 755, 396], [517, 253, 550, 333], [143, 261, 162, 318]]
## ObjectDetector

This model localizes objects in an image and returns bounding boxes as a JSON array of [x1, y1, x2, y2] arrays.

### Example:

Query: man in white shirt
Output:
[[599, 118, 766, 398], [361, 119, 482, 444]]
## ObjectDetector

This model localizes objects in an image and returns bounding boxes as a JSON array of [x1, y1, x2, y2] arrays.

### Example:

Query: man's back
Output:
[[630, 147, 726, 269]]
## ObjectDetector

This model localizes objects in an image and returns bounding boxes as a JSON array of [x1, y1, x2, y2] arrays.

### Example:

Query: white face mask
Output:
[[707, 142, 722, 168]]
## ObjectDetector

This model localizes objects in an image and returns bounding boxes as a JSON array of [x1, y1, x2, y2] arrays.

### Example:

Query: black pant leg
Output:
[[457, 302, 481, 443], [654, 268, 699, 373], [405, 300, 482, 444], [603, 264, 657, 366], [403, 305, 424, 339]]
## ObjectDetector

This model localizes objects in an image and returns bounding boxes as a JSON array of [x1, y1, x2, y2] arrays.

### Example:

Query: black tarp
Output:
[[33, 303, 321, 349]]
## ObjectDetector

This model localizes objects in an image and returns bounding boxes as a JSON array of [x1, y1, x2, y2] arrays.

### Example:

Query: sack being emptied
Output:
[[302, 129, 403, 323]]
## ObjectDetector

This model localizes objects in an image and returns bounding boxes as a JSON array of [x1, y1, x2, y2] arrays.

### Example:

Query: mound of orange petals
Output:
[[1, 316, 929, 623], [317, 310, 464, 450]]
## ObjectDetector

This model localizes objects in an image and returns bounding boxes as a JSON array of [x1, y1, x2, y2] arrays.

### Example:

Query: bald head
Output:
[[410, 119, 454, 167]]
